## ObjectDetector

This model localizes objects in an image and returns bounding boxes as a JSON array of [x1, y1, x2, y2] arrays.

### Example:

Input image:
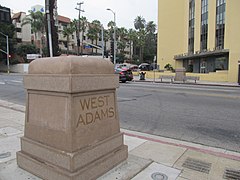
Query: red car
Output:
[[114, 68, 133, 83]]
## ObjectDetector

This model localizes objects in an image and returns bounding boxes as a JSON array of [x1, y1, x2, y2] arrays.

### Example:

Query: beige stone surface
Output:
[[28, 56, 114, 74], [24, 75, 119, 93], [175, 68, 186, 81], [20, 133, 124, 171], [17, 145, 128, 180], [17, 57, 127, 179], [130, 141, 186, 166]]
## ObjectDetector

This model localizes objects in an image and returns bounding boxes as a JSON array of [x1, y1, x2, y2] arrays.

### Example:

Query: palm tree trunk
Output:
[[95, 38, 98, 54], [129, 42, 132, 60], [81, 31, 84, 55], [39, 32, 43, 57], [91, 39, 94, 54], [67, 36, 69, 55]]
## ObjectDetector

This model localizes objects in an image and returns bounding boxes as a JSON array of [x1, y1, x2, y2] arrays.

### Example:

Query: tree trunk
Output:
[[67, 36, 69, 55], [129, 42, 132, 60], [95, 38, 98, 54], [81, 31, 84, 55], [39, 32, 43, 57], [91, 39, 94, 54]]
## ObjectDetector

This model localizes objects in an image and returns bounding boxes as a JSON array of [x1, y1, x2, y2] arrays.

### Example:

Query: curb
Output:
[[133, 79, 240, 88], [122, 130, 240, 162]]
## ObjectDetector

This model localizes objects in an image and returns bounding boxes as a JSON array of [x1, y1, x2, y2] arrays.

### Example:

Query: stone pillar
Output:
[[17, 57, 128, 180], [175, 68, 186, 81]]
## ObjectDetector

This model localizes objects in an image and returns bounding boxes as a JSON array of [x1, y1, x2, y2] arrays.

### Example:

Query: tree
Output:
[[144, 21, 157, 63], [87, 20, 101, 54], [62, 21, 76, 55], [22, 11, 46, 56], [134, 16, 146, 31], [134, 16, 146, 63], [15, 44, 38, 63], [127, 29, 137, 61], [80, 16, 88, 54], [0, 23, 15, 63], [117, 27, 128, 54]]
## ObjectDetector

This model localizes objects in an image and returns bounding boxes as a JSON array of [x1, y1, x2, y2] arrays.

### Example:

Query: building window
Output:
[[188, 0, 195, 53], [201, 0, 208, 51], [216, 0, 225, 49]]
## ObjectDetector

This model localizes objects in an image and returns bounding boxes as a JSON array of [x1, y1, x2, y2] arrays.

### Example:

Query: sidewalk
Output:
[[0, 100, 240, 180], [133, 76, 240, 87]]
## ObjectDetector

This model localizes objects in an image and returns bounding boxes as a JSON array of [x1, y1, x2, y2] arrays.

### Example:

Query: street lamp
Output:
[[106, 8, 116, 65], [0, 31, 10, 73]]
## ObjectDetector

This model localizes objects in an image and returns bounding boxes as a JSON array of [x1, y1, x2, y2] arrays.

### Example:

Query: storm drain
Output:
[[182, 158, 211, 174], [151, 172, 168, 180], [223, 168, 240, 180]]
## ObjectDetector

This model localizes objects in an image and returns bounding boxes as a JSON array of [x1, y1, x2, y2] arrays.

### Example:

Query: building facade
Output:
[[12, 12, 31, 44], [157, 0, 240, 83], [0, 5, 11, 24]]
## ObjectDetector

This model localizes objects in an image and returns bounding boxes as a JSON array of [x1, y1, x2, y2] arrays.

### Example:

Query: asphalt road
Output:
[[0, 74, 239, 152], [117, 82, 240, 152]]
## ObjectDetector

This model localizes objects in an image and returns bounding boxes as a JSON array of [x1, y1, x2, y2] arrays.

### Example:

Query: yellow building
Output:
[[157, 0, 240, 83]]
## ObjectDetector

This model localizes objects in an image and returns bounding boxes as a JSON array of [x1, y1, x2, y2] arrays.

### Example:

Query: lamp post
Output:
[[106, 8, 116, 65], [45, 0, 53, 57], [0, 31, 10, 73]]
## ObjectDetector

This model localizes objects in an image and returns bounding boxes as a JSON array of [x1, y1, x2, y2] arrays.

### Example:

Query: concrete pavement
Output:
[[0, 100, 240, 180], [133, 75, 240, 87]]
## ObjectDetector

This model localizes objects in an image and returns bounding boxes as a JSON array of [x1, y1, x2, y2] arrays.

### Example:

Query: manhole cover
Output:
[[151, 172, 168, 180], [223, 168, 240, 180], [0, 152, 11, 159], [182, 158, 211, 174]]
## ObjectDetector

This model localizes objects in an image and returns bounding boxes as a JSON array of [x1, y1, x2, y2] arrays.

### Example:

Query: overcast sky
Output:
[[0, 0, 158, 29]]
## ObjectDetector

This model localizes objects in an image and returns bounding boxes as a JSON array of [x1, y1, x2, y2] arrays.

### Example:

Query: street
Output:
[[0, 74, 240, 152]]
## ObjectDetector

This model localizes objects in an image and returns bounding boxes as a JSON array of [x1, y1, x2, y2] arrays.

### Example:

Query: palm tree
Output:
[[107, 20, 115, 41], [80, 16, 88, 54], [22, 11, 46, 56], [87, 20, 101, 54], [134, 16, 146, 31], [127, 28, 137, 61], [103, 29, 110, 54], [134, 16, 146, 62], [146, 21, 156, 34], [117, 27, 128, 54], [62, 21, 76, 55], [86, 23, 95, 54], [145, 21, 157, 62]]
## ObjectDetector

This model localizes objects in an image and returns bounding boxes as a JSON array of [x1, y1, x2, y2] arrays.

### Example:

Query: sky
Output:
[[0, 0, 158, 29]]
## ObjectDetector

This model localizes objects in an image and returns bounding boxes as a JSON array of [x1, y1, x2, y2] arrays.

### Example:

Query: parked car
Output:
[[139, 63, 150, 71], [114, 68, 133, 83]]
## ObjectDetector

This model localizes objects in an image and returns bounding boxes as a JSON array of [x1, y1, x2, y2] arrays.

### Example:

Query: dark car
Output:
[[114, 68, 133, 83]]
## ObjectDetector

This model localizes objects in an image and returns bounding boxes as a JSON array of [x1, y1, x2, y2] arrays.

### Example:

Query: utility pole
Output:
[[75, 2, 84, 56], [45, 0, 53, 57]]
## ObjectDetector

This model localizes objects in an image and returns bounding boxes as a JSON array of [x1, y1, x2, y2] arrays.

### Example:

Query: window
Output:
[[216, 0, 225, 49], [188, 0, 195, 53], [200, 0, 208, 51]]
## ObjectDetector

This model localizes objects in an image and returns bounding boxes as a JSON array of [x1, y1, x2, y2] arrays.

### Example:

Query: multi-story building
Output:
[[157, 0, 240, 83], [11, 7, 130, 60], [12, 12, 31, 44], [0, 5, 11, 24]]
